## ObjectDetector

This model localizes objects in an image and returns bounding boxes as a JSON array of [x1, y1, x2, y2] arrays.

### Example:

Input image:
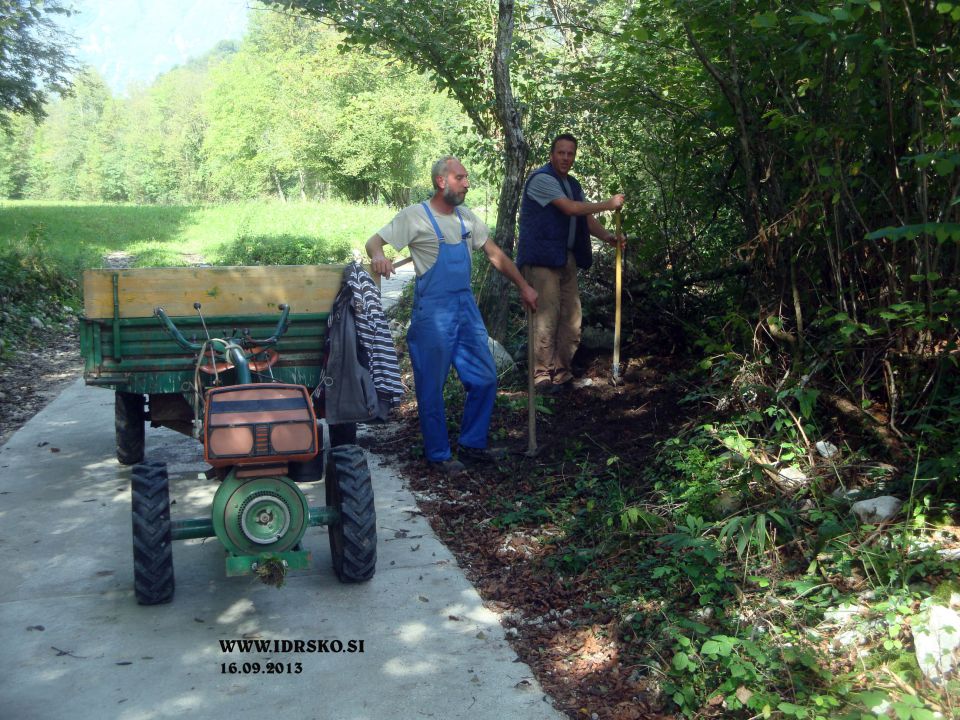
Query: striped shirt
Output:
[[340, 262, 405, 406]]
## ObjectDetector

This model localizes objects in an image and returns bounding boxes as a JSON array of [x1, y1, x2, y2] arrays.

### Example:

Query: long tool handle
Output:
[[526, 307, 538, 456], [613, 209, 623, 381]]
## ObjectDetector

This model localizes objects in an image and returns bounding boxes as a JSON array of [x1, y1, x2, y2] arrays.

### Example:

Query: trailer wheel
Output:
[[131, 461, 175, 605], [325, 445, 376, 583], [116, 391, 146, 465]]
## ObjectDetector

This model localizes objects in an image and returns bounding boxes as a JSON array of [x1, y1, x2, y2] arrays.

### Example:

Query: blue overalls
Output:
[[406, 202, 497, 462]]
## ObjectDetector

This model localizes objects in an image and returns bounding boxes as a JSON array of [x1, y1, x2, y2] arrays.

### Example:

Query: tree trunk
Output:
[[477, 0, 528, 342]]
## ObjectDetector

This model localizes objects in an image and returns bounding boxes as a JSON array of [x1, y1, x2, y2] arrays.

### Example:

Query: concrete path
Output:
[[0, 375, 564, 719]]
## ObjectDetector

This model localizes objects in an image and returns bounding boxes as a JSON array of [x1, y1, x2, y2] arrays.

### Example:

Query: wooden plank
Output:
[[83, 265, 350, 319]]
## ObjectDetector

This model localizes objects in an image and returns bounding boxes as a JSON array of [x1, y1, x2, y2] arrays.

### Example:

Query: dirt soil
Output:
[[0, 324, 83, 447], [363, 343, 687, 720], [0, 322, 682, 719]]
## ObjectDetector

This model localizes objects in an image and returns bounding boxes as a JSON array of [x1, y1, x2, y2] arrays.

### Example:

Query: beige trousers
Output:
[[524, 253, 581, 385]]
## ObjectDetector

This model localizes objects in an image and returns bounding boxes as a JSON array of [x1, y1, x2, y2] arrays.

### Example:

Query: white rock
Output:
[[816, 440, 839, 458], [833, 629, 867, 648], [29, 316, 44, 329], [488, 337, 516, 376], [692, 607, 715, 622], [388, 319, 406, 343], [851, 496, 903, 523], [832, 487, 862, 502], [869, 699, 892, 715], [823, 603, 867, 626], [914, 604, 960, 683], [776, 465, 808, 490]]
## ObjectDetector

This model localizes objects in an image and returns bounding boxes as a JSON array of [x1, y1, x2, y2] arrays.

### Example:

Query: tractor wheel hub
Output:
[[240, 494, 291, 545]]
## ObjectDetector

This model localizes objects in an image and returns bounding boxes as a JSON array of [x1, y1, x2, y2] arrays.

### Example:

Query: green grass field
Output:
[[0, 199, 398, 274], [0, 199, 401, 355]]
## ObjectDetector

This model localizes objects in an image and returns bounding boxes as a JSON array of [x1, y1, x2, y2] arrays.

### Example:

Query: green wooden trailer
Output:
[[80, 265, 352, 455], [79, 264, 377, 604]]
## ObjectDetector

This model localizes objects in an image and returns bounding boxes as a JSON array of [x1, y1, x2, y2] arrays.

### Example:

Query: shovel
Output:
[[612, 208, 623, 385]]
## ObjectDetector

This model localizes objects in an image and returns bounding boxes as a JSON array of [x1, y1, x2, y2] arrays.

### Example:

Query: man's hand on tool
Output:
[[365, 234, 404, 279], [603, 231, 627, 251], [369, 253, 395, 279], [609, 203, 626, 250], [520, 284, 538, 313]]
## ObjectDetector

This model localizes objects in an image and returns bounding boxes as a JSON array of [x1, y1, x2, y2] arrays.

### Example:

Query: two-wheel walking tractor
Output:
[[80, 265, 377, 604]]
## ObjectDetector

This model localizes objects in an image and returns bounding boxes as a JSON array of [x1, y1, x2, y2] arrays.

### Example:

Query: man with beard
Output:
[[516, 133, 625, 394], [366, 156, 538, 475]]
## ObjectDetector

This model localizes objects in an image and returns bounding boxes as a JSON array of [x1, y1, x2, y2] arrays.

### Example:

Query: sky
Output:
[[61, 0, 251, 95]]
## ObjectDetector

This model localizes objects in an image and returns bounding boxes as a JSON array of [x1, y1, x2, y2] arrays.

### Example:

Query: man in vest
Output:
[[516, 133, 625, 393], [366, 156, 538, 475]]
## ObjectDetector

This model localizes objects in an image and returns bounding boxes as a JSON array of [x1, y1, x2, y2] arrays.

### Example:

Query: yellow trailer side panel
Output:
[[83, 265, 348, 319]]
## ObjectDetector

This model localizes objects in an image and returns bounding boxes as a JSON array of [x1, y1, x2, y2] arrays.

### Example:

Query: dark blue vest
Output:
[[516, 163, 591, 270]]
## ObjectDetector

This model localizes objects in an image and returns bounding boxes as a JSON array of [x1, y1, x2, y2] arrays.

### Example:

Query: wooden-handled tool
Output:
[[371, 255, 412, 286], [526, 307, 538, 456], [612, 208, 623, 385]]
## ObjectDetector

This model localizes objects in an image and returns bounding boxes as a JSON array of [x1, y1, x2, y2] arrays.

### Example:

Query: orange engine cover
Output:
[[203, 384, 318, 468]]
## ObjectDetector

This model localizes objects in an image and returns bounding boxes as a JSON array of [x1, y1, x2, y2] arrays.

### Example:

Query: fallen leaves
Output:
[[364, 354, 683, 719]]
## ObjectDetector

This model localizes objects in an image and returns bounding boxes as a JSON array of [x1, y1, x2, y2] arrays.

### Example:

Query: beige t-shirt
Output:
[[377, 203, 489, 276]]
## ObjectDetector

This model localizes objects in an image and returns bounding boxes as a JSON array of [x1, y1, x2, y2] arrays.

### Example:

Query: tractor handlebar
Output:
[[154, 304, 292, 352]]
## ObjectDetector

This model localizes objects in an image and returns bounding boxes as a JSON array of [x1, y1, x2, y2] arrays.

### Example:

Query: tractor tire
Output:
[[116, 391, 146, 465], [325, 445, 376, 583], [131, 460, 175, 605]]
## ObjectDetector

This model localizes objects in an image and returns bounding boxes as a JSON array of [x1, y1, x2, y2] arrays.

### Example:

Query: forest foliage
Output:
[[273, 2, 960, 716], [0, 0, 77, 124], [256, 0, 960, 478], [2, 0, 960, 717], [0, 10, 466, 206]]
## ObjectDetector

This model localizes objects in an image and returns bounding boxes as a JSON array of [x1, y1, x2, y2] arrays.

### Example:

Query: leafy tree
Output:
[[121, 61, 217, 203], [24, 68, 111, 199], [0, 112, 37, 197], [0, 0, 77, 124], [264, 0, 555, 336], [203, 10, 457, 205], [665, 2, 959, 444], [202, 50, 278, 199]]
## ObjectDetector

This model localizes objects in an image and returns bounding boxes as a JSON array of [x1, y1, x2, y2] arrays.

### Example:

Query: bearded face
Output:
[[443, 184, 467, 206], [438, 159, 470, 206]]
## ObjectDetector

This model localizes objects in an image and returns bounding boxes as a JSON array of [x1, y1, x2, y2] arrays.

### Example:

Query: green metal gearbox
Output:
[[212, 472, 309, 556]]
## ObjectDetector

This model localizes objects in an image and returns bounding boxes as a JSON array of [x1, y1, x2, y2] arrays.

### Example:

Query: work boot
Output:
[[534, 379, 560, 395], [552, 379, 573, 394], [458, 445, 508, 465], [427, 458, 467, 476]]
